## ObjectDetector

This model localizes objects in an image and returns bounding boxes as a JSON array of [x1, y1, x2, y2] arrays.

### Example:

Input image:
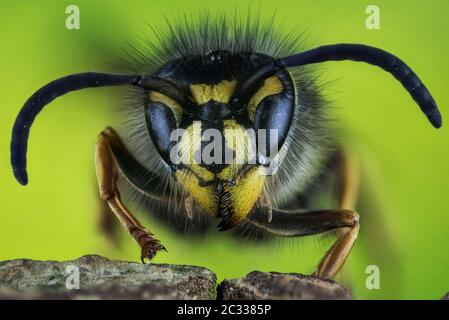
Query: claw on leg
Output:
[[129, 226, 167, 263]]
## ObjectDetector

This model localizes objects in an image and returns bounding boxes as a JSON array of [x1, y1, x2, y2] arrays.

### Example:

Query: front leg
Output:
[[95, 127, 166, 262], [247, 208, 359, 279]]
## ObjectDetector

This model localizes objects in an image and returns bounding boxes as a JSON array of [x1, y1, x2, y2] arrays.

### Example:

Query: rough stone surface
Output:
[[0, 255, 216, 300], [0, 255, 354, 300], [218, 271, 352, 300]]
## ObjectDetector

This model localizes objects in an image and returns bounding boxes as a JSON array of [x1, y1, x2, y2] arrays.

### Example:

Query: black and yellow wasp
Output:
[[10, 16, 441, 279]]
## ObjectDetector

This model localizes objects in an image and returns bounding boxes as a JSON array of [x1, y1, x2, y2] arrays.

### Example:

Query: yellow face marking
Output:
[[190, 80, 237, 105], [176, 169, 217, 214], [177, 164, 266, 221], [220, 121, 265, 224], [223, 120, 255, 165], [228, 166, 266, 224], [216, 165, 237, 181], [149, 91, 183, 124], [189, 164, 215, 182], [215, 120, 255, 180], [177, 121, 217, 182], [176, 122, 202, 165], [248, 76, 284, 121]]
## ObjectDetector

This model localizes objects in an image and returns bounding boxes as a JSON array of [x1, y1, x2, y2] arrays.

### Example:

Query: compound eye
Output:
[[253, 94, 294, 159], [247, 76, 294, 160], [149, 91, 183, 124], [145, 91, 183, 164]]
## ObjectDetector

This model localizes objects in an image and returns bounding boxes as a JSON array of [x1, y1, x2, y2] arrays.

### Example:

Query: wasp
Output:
[[10, 17, 441, 279]]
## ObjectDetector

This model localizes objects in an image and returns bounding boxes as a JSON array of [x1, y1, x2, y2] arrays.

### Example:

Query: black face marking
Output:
[[196, 101, 233, 121], [198, 119, 227, 174]]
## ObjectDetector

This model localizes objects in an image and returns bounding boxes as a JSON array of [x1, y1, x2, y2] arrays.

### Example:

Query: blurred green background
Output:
[[1, 0, 448, 299]]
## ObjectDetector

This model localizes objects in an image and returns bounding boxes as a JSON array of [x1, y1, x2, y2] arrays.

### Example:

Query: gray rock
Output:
[[0, 255, 216, 300], [0, 255, 353, 300], [218, 271, 352, 300]]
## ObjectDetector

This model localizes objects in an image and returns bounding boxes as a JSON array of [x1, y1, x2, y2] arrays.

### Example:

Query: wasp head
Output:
[[143, 50, 296, 229]]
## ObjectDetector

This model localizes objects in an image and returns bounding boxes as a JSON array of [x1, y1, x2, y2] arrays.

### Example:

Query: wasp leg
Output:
[[97, 188, 120, 247], [336, 148, 359, 210], [324, 148, 360, 282], [247, 207, 359, 279], [95, 127, 166, 262], [312, 149, 360, 278]]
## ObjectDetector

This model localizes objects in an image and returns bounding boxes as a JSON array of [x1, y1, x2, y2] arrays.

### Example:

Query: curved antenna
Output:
[[11, 72, 141, 185], [237, 44, 442, 129]]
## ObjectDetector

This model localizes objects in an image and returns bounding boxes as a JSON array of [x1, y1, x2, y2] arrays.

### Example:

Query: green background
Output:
[[1, 0, 448, 299]]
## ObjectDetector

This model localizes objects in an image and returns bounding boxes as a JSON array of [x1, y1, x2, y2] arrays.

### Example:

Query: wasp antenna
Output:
[[11, 72, 141, 185], [279, 44, 442, 128]]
